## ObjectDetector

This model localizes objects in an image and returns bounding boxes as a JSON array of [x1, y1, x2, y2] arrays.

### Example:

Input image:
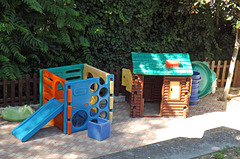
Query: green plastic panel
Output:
[[39, 64, 84, 106], [131, 52, 193, 75]]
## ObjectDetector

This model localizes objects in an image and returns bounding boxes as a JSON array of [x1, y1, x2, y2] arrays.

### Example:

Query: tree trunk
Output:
[[223, 28, 240, 101]]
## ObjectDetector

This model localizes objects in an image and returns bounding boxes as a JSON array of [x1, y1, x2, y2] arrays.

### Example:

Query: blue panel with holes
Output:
[[63, 74, 112, 134]]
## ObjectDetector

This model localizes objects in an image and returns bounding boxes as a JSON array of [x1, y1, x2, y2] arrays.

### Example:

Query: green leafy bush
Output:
[[0, 0, 103, 80]]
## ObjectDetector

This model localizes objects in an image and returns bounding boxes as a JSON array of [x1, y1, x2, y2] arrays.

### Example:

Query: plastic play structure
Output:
[[122, 52, 193, 118], [12, 64, 114, 142], [191, 61, 216, 98]]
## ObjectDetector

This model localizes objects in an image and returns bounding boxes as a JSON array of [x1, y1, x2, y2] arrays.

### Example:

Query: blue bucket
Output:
[[189, 97, 200, 106], [192, 71, 201, 80], [192, 83, 199, 88], [190, 71, 201, 106]]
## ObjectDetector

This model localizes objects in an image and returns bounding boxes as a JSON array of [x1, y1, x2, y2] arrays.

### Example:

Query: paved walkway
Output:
[[0, 91, 240, 159]]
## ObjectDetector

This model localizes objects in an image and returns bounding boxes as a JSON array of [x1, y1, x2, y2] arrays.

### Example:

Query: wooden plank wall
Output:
[[161, 76, 191, 118]]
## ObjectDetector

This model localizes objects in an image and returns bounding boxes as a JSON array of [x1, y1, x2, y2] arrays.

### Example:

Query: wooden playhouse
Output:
[[122, 52, 193, 118]]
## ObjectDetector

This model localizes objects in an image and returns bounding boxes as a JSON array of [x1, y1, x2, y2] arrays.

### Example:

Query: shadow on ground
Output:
[[98, 126, 240, 159]]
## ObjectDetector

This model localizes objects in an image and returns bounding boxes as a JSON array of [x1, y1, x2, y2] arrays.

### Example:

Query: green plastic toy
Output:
[[1, 105, 35, 122]]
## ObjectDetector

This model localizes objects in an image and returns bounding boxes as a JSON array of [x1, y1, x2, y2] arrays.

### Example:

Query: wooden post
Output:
[[216, 60, 221, 85], [11, 80, 15, 106], [211, 61, 215, 71], [19, 75, 23, 105], [26, 74, 30, 104], [3, 78, 7, 106]]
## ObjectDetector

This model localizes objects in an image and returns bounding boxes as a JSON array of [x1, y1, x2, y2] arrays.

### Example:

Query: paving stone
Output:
[[1, 92, 240, 158]]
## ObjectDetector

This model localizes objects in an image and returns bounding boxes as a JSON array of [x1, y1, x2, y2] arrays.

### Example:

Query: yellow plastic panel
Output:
[[109, 112, 113, 123], [122, 68, 132, 92], [169, 81, 180, 100], [110, 81, 114, 94], [109, 97, 113, 110], [122, 68, 127, 86], [83, 64, 109, 82]]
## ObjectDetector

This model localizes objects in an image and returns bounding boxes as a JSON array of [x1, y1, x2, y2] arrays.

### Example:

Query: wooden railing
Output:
[[208, 60, 240, 87], [0, 74, 39, 107], [0, 61, 240, 107]]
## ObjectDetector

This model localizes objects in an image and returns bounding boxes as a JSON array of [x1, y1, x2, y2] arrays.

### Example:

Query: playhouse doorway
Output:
[[142, 75, 163, 116]]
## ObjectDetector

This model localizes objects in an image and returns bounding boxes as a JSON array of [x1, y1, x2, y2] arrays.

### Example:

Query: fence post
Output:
[[19, 75, 23, 105], [115, 68, 120, 96], [221, 60, 227, 87], [3, 78, 8, 106], [211, 61, 215, 71], [26, 74, 30, 104], [11, 80, 15, 106], [216, 60, 221, 85], [33, 73, 38, 104]]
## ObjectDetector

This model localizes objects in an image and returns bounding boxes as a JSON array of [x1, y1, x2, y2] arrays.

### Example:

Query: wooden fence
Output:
[[0, 68, 124, 107], [208, 60, 240, 87], [0, 61, 240, 107]]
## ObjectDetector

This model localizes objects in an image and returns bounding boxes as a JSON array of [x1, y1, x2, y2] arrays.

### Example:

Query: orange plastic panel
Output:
[[67, 88, 72, 103], [42, 70, 67, 131], [42, 70, 67, 103], [67, 121, 71, 135], [67, 105, 71, 119]]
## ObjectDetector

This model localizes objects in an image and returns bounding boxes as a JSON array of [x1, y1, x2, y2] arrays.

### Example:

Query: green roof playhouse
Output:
[[122, 52, 193, 118]]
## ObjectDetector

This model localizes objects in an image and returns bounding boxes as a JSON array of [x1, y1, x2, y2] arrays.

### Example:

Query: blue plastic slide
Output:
[[11, 98, 64, 142]]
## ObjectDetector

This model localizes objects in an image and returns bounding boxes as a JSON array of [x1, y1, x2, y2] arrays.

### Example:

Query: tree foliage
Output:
[[78, 0, 234, 69], [0, 0, 103, 80], [0, 0, 236, 79]]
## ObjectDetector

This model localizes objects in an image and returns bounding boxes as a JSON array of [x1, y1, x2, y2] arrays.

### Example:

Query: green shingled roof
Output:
[[131, 52, 193, 75]]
